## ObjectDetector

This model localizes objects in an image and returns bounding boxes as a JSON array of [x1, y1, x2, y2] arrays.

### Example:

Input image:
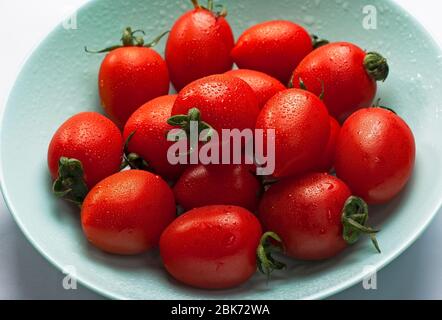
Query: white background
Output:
[[1, 0, 442, 299]]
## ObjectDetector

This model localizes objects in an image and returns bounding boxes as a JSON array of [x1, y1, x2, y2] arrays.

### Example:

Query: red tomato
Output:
[[292, 42, 389, 121], [231, 20, 313, 84], [171, 74, 260, 133], [48, 112, 123, 203], [166, 2, 234, 91], [174, 164, 261, 212], [81, 170, 176, 255], [225, 69, 286, 109], [259, 173, 379, 260], [335, 108, 415, 204], [255, 89, 330, 178], [160, 205, 262, 289], [99, 46, 169, 127], [313, 116, 341, 173], [123, 95, 185, 180]]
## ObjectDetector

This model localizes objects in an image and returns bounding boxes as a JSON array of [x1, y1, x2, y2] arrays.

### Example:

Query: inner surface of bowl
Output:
[[1, 0, 442, 299]]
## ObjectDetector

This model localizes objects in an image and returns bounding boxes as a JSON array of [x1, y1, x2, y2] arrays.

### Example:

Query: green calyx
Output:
[[52, 157, 88, 205], [191, 0, 227, 18], [121, 131, 149, 170], [311, 34, 329, 49], [85, 27, 169, 53], [364, 52, 389, 82], [167, 108, 214, 141], [257, 232, 286, 280], [341, 196, 381, 253]]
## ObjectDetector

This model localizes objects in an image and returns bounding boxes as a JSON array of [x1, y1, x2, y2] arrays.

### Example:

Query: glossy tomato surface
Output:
[[123, 95, 185, 180], [335, 108, 416, 204], [225, 69, 286, 109], [48, 112, 123, 189], [174, 164, 261, 212], [81, 170, 176, 255], [232, 20, 312, 84], [255, 89, 330, 178], [99, 47, 169, 127], [160, 205, 262, 289], [292, 42, 377, 122], [166, 8, 234, 91], [172, 74, 260, 133], [259, 173, 350, 260]]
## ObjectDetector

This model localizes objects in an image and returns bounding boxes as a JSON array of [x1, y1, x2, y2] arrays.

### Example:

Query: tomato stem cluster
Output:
[[52, 157, 88, 205], [84, 27, 169, 54], [341, 196, 381, 253], [364, 52, 389, 82], [167, 108, 214, 141], [257, 232, 286, 279]]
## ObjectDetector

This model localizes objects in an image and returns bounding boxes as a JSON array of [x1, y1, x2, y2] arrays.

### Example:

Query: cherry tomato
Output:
[[174, 164, 261, 212], [292, 42, 389, 121], [255, 89, 330, 178], [48, 112, 122, 203], [89, 28, 170, 127], [81, 170, 176, 255], [123, 95, 185, 180], [99, 46, 169, 127], [259, 173, 379, 260], [166, 1, 234, 91], [171, 74, 260, 133], [160, 205, 262, 289], [231, 20, 313, 84], [335, 108, 416, 204], [225, 69, 286, 109], [312, 116, 340, 173]]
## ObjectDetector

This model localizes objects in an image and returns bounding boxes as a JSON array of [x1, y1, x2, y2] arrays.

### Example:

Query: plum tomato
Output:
[[292, 42, 389, 122], [258, 173, 380, 260], [48, 112, 123, 204], [335, 107, 416, 205], [166, 0, 234, 91], [81, 170, 176, 255], [231, 20, 313, 84], [255, 89, 330, 178]]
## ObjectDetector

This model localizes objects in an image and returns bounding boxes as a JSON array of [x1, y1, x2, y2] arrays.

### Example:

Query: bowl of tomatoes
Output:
[[1, 0, 442, 299]]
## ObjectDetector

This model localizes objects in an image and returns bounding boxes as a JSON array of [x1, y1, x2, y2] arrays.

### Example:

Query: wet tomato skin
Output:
[[174, 164, 261, 212], [166, 8, 234, 92], [225, 69, 286, 109], [231, 20, 313, 84], [258, 173, 350, 260], [48, 112, 123, 189], [255, 89, 330, 178], [81, 170, 176, 255], [99, 47, 169, 127], [335, 108, 416, 204], [292, 42, 377, 122], [312, 116, 341, 173], [171, 74, 260, 133], [123, 95, 185, 180], [160, 205, 262, 289]]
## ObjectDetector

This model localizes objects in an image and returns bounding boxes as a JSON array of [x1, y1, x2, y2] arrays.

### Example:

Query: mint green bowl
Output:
[[1, 0, 442, 299]]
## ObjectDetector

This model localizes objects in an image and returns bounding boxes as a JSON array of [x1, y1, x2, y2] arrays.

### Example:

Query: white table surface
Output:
[[1, 0, 442, 300]]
